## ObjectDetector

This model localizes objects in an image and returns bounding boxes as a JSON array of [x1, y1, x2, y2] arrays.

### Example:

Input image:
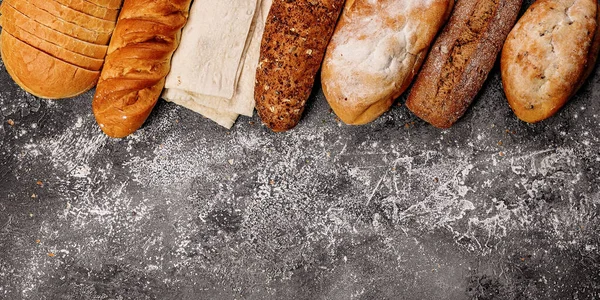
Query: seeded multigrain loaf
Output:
[[321, 0, 454, 125], [406, 0, 522, 128], [501, 0, 600, 123], [254, 0, 345, 132]]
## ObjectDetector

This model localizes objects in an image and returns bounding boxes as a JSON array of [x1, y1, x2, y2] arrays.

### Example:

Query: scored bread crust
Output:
[[1, 20, 105, 70], [0, 31, 99, 99], [254, 0, 345, 132], [53, 0, 120, 21], [84, 0, 123, 10], [1, 4, 108, 59], [321, 0, 455, 125], [26, 0, 116, 33], [501, 0, 599, 123], [5, 0, 112, 44], [92, 0, 192, 138], [406, 0, 523, 128]]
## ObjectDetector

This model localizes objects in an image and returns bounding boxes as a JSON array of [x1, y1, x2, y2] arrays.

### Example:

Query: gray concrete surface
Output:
[[1, 2, 600, 299]]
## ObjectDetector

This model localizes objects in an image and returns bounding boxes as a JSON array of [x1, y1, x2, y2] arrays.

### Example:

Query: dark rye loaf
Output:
[[406, 0, 523, 128]]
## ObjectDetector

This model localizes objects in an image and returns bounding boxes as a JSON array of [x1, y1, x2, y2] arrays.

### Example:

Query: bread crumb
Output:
[[7, 119, 14, 126], [36, 180, 43, 187], [47, 253, 55, 257]]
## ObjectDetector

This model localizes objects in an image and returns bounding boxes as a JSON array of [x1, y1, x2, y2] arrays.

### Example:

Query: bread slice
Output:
[[85, 0, 123, 10], [53, 0, 120, 21], [26, 0, 116, 33], [5, 0, 112, 44], [1, 31, 99, 99], [1, 4, 108, 59], [2, 20, 105, 70]]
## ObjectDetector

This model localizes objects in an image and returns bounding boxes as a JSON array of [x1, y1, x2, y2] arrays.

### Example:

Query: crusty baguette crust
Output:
[[406, 0, 522, 128], [92, 0, 191, 138], [0, 31, 99, 99], [501, 0, 599, 123], [5, 0, 112, 44], [321, 0, 454, 125], [1, 17, 105, 70], [1, 4, 108, 59], [254, 0, 345, 132]]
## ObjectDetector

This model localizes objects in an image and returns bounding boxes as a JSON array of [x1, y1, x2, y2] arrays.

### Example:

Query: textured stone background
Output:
[[1, 1, 600, 299]]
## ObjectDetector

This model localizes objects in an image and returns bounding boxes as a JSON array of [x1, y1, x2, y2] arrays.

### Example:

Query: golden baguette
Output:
[[92, 0, 192, 138]]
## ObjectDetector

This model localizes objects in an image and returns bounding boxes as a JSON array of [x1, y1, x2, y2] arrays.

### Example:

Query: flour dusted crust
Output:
[[321, 0, 454, 125], [0, 31, 99, 99], [501, 0, 600, 123], [406, 0, 522, 128]]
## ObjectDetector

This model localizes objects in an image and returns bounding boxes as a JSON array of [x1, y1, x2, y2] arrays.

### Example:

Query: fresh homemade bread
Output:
[[2, 4, 108, 59], [1, 31, 100, 99], [321, 0, 454, 125], [0, 0, 122, 98], [52, 0, 120, 21], [406, 0, 523, 128], [24, 0, 116, 33], [92, 0, 192, 138], [254, 0, 345, 132], [501, 0, 600, 123], [1, 20, 105, 70], [4, 0, 113, 44]]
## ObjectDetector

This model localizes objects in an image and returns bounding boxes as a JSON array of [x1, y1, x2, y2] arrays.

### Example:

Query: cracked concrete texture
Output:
[[1, 1, 599, 299]]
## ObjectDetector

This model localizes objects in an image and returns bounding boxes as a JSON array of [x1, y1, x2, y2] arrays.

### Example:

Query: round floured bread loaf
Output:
[[321, 0, 454, 125], [1, 20, 105, 70], [5, 0, 112, 44], [0, 31, 99, 99], [1, 4, 108, 59], [501, 0, 600, 123]]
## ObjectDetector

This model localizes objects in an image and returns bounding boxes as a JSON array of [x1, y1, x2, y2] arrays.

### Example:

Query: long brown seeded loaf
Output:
[[406, 0, 523, 128], [0, 31, 99, 99], [1, 4, 108, 59], [254, 0, 345, 132], [321, 0, 455, 125], [92, 0, 192, 138], [501, 0, 600, 123], [5, 0, 112, 44]]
